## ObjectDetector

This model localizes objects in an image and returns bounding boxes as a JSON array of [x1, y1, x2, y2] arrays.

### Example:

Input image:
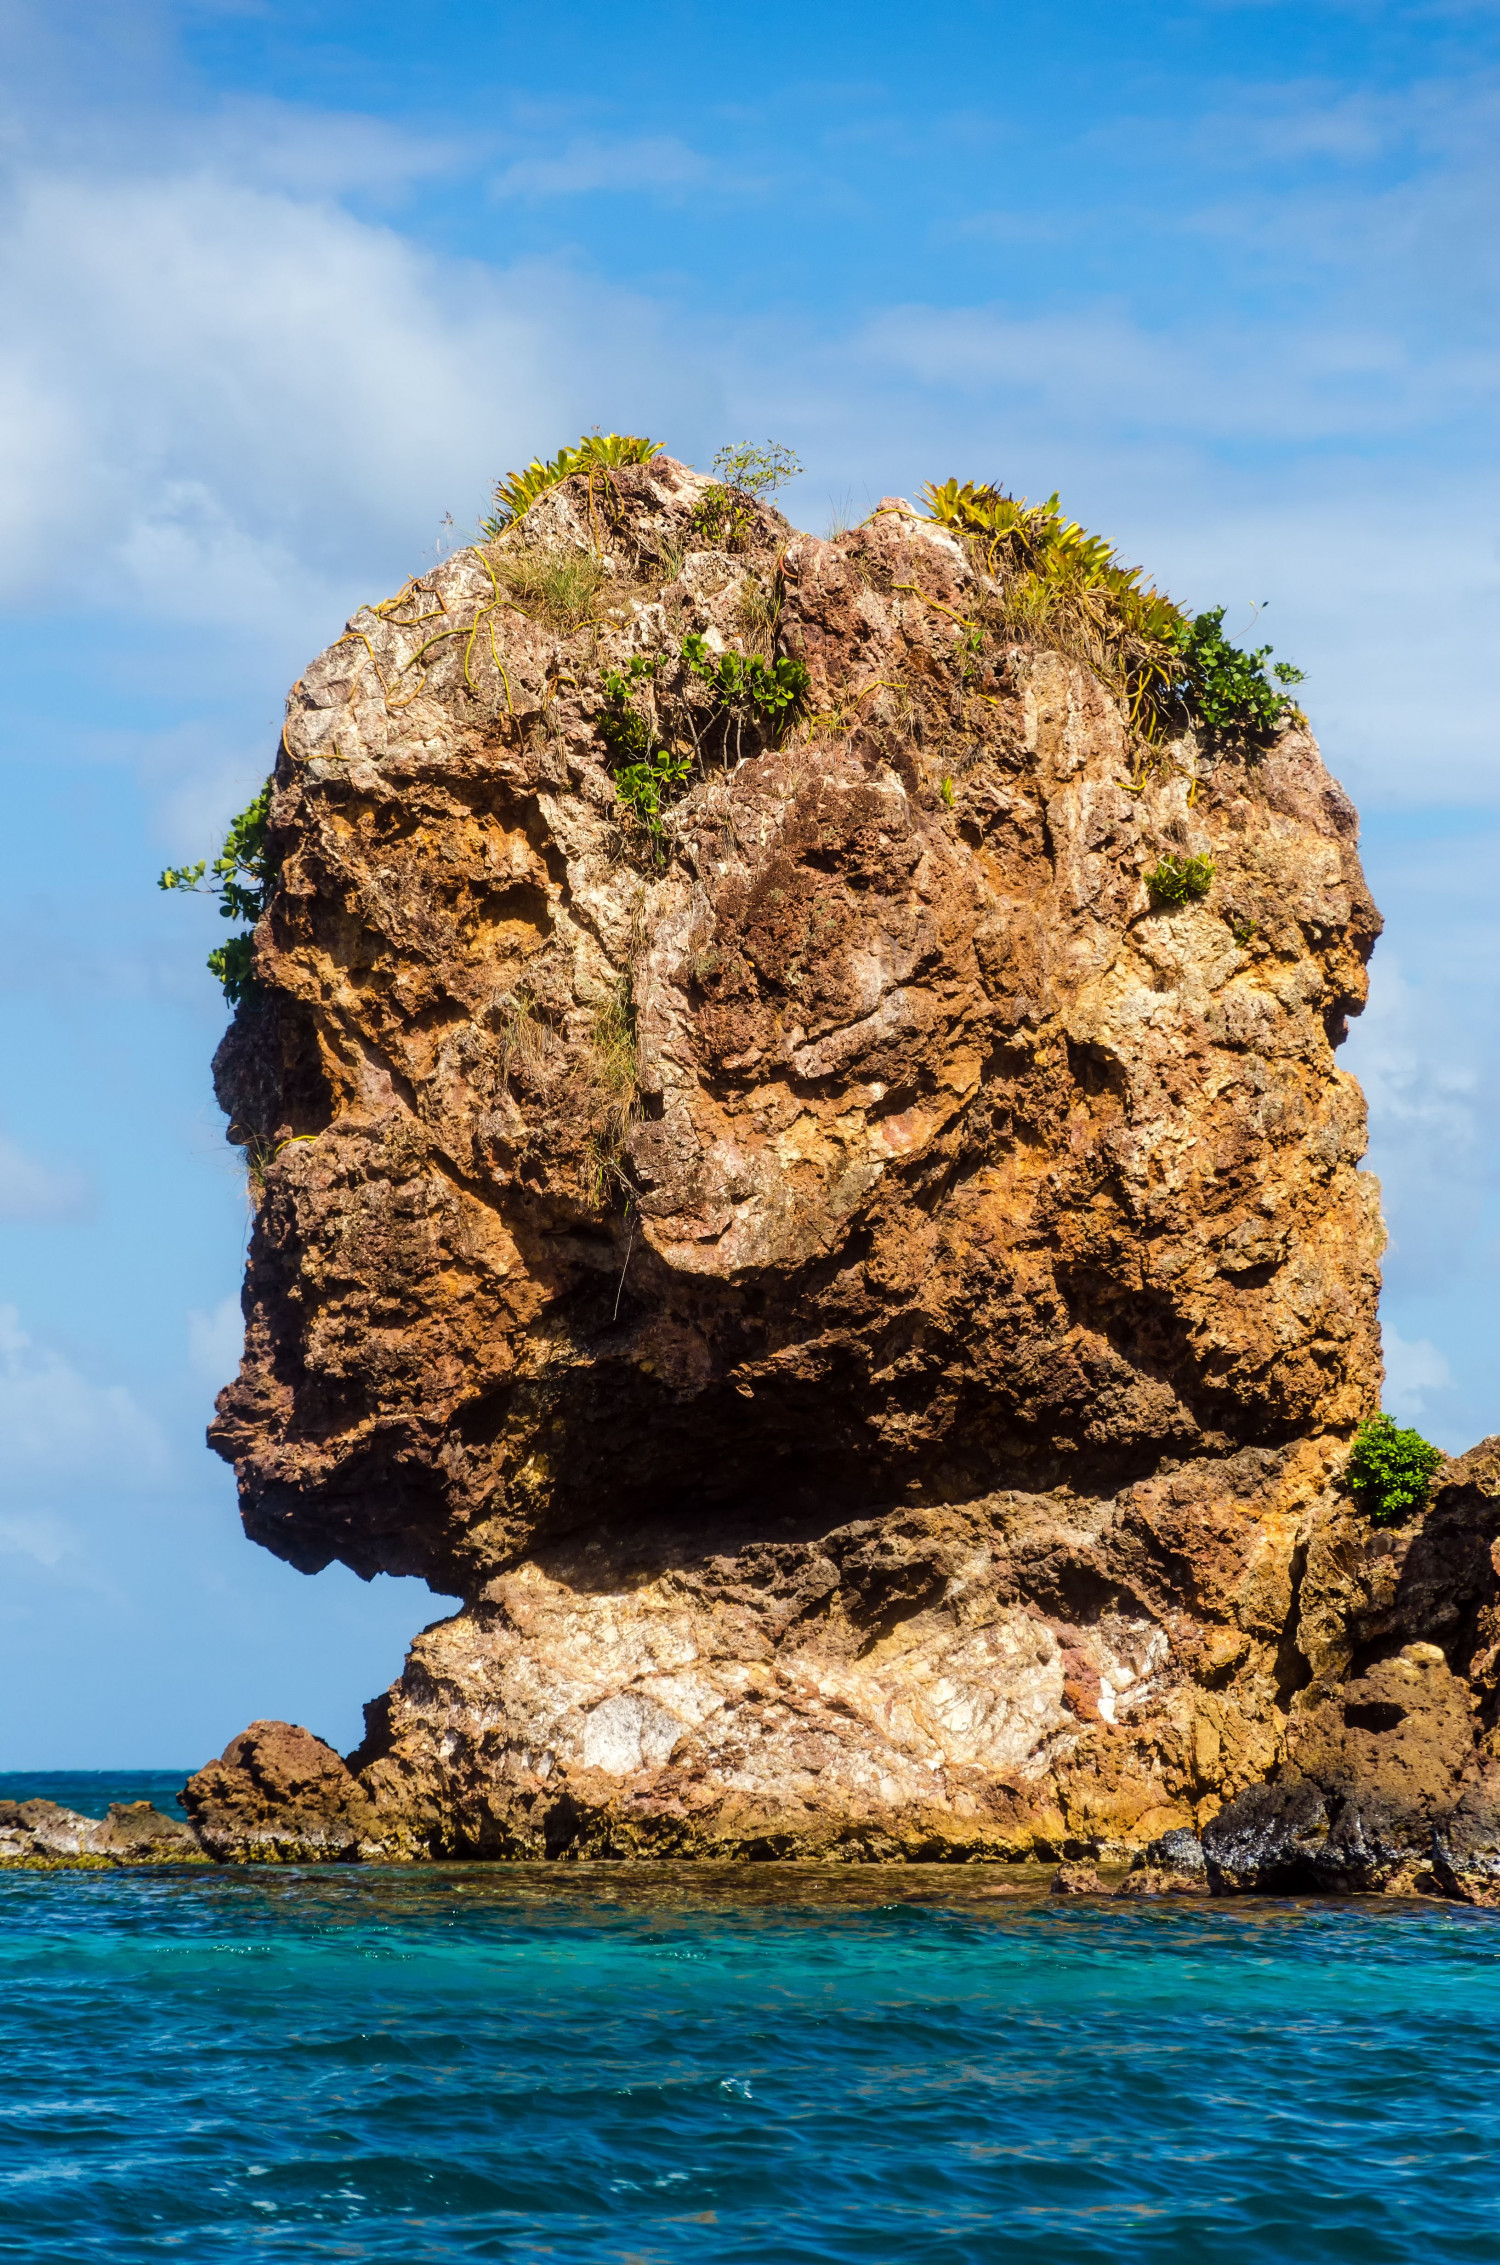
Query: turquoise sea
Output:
[[3, 1775, 1499, 2262]]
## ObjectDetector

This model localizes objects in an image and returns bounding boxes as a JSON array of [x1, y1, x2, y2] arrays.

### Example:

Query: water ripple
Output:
[[2, 1864, 1498, 2261]]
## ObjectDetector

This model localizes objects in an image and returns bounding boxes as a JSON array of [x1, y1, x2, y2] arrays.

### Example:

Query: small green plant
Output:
[[1345, 1413, 1445, 1526], [709, 441, 803, 499], [940, 774, 955, 807], [1145, 852, 1215, 906], [689, 484, 757, 549], [160, 782, 274, 1004], [1166, 606, 1305, 736], [614, 746, 693, 852], [690, 439, 803, 550], [597, 656, 689, 854], [681, 633, 808, 727], [481, 433, 661, 536], [599, 654, 662, 765]]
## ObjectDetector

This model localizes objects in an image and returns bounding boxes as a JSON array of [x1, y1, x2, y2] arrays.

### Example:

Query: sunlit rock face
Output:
[[193, 451, 1484, 1870]]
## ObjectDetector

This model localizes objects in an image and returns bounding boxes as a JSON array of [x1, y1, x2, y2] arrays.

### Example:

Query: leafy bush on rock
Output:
[[1345, 1413, 1445, 1525]]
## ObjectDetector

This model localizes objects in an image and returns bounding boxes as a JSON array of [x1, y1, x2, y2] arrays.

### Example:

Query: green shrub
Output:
[[1166, 606, 1305, 736], [613, 747, 693, 851], [1345, 1413, 1445, 1525], [597, 656, 688, 855], [160, 782, 274, 1004], [709, 441, 803, 499], [598, 654, 661, 766], [690, 439, 803, 549], [596, 635, 809, 855], [681, 634, 808, 726], [1145, 852, 1215, 906]]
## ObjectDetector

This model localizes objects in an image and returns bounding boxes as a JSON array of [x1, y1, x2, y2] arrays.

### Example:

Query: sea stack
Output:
[[183, 451, 1500, 1896]]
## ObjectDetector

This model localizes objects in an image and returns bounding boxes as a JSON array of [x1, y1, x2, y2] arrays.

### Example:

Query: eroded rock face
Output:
[[209, 458, 1380, 1593], [188, 451, 1496, 1879]]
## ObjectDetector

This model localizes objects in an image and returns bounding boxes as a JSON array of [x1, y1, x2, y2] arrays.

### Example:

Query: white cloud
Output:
[[0, 1511, 76, 1567], [856, 300, 1491, 446], [0, 153, 705, 633], [0, 1132, 91, 1221], [188, 1296, 243, 1388], [0, 1306, 169, 1489], [1383, 1328, 1454, 1418]]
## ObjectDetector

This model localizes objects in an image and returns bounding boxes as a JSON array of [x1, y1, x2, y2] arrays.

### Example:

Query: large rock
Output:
[[185, 450, 1493, 1876], [183, 1721, 382, 1862], [208, 458, 1380, 1592]]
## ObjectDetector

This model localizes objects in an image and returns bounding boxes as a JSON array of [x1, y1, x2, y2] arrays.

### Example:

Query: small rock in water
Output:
[[1049, 1861, 1106, 1896], [1139, 1828, 1207, 1875]]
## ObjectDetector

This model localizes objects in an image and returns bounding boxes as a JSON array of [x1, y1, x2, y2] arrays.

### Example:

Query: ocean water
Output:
[[0, 1770, 190, 1820], [3, 1791, 1500, 2261]]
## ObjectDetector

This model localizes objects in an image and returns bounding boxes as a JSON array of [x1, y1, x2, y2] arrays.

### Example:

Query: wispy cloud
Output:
[[490, 133, 715, 200], [0, 1132, 92, 1222], [188, 1296, 243, 1389], [0, 1510, 77, 1568], [1383, 1327, 1454, 1419], [0, 155, 701, 633], [0, 1306, 169, 1488]]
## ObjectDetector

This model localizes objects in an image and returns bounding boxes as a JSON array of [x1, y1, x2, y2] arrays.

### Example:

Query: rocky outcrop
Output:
[[0, 1799, 204, 1866], [183, 448, 1496, 1886], [182, 1721, 382, 1862], [1200, 1442, 1500, 1901]]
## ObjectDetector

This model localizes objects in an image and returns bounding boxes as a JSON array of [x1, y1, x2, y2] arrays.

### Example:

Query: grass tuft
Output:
[[493, 547, 607, 631], [1145, 853, 1215, 906]]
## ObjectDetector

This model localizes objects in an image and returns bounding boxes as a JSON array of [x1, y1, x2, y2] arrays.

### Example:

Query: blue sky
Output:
[[1, 0, 1496, 1766]]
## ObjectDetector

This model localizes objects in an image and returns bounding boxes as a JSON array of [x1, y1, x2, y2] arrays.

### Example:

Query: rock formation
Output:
[[180, 450, 1500, 1896], [0, 1799, 203, 1866]]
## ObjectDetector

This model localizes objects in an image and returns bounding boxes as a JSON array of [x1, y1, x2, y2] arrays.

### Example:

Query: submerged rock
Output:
[[180, 450, 1500, 1884], [1050, 1861, 1107, 1895], [1114, 1866, 1209, 1898]]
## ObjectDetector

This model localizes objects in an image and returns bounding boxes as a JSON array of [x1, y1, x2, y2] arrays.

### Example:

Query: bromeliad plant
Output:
[[920, 477, 1305, 743], [1145, 852, 1215, 907], [481, 433, 662, 537], [159, 782, 274, 1004]]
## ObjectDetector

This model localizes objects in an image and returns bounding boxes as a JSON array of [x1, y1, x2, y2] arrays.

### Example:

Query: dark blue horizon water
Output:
[[0, 1770, 191, 1819], [4, 1816, 1500, 2261]]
